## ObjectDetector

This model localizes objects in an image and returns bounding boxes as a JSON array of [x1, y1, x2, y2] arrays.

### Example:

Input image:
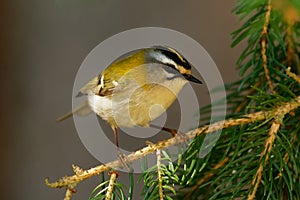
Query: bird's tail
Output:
[[56, 100, 92, 122]]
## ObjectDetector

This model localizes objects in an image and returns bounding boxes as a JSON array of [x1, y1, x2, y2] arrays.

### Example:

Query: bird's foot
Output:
[[117, 148, 132, 172], [176, 131, 190, 147], [149, 124, 190, 146]]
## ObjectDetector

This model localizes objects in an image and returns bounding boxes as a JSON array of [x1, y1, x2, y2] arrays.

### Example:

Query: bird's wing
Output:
[[77, 49, 146, 97], [76, 73, 117, 97]]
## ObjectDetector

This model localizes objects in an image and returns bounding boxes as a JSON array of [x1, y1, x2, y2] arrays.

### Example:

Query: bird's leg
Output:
[[113, 127, 130, 171], [113, 127, 120, 147], [149, 124, 190, 145], [149, 124, 178, 137]]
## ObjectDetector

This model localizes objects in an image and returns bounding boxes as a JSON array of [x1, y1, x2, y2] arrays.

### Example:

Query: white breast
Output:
[[87, 90, 139, 128], [87, 94, 113, 121]]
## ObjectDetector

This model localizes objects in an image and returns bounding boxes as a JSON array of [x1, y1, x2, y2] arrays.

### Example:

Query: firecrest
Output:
[[58, 46, 202, 150]]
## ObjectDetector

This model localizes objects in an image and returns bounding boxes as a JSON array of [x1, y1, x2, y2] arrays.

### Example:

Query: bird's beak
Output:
[[184, 74, 202, 84]]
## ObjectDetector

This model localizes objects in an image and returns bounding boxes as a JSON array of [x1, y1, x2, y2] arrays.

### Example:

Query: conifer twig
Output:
[[261, 0, 275, 93], [46, 96, 300, 189], [64, 188, 73, 200], [156, 150, 164, 200], [64, 184, 77, 200], [247, 120, 282, 200], [287, 67, 300, 84], [105, 171, 119, 200]]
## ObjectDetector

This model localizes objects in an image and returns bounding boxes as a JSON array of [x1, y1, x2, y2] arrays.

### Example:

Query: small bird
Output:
[[57, 46, 202, 161]]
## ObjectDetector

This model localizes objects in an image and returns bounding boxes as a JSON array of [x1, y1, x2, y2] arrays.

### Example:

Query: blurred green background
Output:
[[1, 1, 242, 199]]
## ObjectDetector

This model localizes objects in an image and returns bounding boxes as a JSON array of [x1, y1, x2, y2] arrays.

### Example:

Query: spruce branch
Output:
[[88, 171, 125, 200], [156, 150, 164, 200], [46, 68, 300, 199], [105, 171, 119, 200], [261, 0, 275, 93], [287, 67, 300, 84], [72, 164, 84, 176], [247, 120, 282, 200], [63, 183, 77, 200]]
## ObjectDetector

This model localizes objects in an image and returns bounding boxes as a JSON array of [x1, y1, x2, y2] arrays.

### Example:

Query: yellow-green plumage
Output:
[[101, 50, 148, 94], [59, 46, 202, 132], [57, 46, 202, 158]]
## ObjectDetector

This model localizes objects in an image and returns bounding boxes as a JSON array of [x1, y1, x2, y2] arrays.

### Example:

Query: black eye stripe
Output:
[[158, 49, 191, 70], [164, 62, 177, 71], [161, 63, 182, 79]]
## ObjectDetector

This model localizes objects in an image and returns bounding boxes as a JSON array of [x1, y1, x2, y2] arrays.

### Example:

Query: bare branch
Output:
[[46, 94, 300, 189]]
